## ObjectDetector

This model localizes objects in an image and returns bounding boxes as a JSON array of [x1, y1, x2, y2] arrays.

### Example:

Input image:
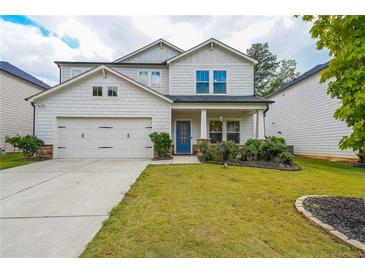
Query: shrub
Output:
[[5, 136, 22, 151], [242, 138, 262, 161], [275, 151, 294, 165], [197, 142, 221, 161], [260, 136, 288, 162], [149, 132, 172, 158], [219, 140, 240, 162], [17, 135, 44, 159]]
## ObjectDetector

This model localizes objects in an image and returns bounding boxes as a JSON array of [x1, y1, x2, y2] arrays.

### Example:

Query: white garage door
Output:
[[57, 117, 153, 159]]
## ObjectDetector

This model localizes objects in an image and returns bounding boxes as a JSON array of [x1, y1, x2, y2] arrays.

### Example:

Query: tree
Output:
[[270, 59, 300, 94], [247, 43, 278, 97], [302, 16, 365, 164], [247, 43, 299, 97]]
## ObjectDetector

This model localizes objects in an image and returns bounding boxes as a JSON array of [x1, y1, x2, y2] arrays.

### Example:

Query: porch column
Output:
[[200, 109, 207, 139], [256, 109, 265, 139]]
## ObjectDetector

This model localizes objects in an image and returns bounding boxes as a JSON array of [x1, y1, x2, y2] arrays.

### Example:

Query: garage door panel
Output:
[[57, 118, 153, 159]]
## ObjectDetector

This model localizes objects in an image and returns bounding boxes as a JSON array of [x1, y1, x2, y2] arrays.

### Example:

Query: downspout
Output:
[[58, 64, 61, 84], [263, 103, 270, 139], [31, 102, 36, 135]]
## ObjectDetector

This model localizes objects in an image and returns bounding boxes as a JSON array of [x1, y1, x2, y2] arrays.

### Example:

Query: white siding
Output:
[[169, 44, 254, 96], [34, 71, 171, 148], [120, 44, 181, 63], [265, 73, 356, 159], [0, 71, 45, 152], [60, 65, 169, 95]]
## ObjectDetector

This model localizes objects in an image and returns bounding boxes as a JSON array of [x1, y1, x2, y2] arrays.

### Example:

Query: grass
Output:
[[0, 152, 36, 170], [81, 157, 365, 258]]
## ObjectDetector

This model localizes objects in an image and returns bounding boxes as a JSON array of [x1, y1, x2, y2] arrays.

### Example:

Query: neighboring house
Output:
[[0, 61, 50, 152], [26, 38, 273, 159], [265, 62, 357, 161]]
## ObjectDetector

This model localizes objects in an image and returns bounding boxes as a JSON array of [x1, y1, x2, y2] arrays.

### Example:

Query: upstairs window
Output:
[[196, 70, 209, 94], [227, 121, 240, 143], [138, 71, 149, 85], [214, 70, 227, 94], [92, 86, 103, 97], [151, 71, 160, 85], [107, 86, 118, 97], [138, 70, 161, 86]]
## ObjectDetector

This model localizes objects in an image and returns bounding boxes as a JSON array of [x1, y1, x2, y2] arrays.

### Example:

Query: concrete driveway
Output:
[[0, 159, 149, 257]]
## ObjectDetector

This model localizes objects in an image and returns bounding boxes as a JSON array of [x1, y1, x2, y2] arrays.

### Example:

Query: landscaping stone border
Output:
[[295, 195, 365, 253]]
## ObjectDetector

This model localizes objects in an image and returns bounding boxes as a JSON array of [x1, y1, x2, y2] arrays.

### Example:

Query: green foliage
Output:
[[241, 137, 294, 165], [219, 140, 240, 162], [247, 43, 299, 97], [149, 132, 172, 158], [302, 16, 365, 162], [16, 135, 44, 159], [197, 142, 221, 162], [5, 136, 21, 150], [241, 138, 262, 161]]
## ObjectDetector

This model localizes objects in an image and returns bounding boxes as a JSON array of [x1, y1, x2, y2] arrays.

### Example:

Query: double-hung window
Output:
[[196, 70, 209, 94], [138, 71, 161, 86], [107, 86, 118, 97], [92, 86, 103, 97], [209, 121, 223, 143], [214, 70, 227, 94], [227, 121, 240, 143]]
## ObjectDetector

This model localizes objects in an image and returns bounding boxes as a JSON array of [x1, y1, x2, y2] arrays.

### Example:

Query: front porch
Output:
[[171, 103, 266, 155]]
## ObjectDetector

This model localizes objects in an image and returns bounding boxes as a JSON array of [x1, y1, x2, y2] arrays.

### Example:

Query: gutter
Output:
[[263, 103, 270, 139]]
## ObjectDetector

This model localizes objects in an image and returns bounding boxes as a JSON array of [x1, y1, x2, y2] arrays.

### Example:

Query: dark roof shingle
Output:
[[0, 61, 51, 89], [168, 95, 273, 103]]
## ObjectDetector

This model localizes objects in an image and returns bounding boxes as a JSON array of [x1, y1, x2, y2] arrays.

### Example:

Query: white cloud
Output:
[[0, 16, 329, 86]]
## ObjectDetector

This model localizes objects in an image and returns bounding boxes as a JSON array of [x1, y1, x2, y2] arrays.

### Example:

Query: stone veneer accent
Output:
[[38, 144, 53, 160], [295, 195, 365, 253]]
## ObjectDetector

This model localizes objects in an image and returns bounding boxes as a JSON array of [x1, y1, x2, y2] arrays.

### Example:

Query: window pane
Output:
[[108, 86, 117, 97], [196, 83, 209, 93], [210, 133, 222, 144], [93, 86, 102, 96], [151, 71, 160, 85], [196, 70, 209, 81], [227, 133, 240, 143], [214, 70, 226, 82], [209, 121, 222, 132], [139, 71, 149, 85], [214, 83, 226, 94], [227, 121, 239, 132]]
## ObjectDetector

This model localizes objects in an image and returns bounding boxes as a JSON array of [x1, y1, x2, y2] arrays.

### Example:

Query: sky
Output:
[[0, 15, 330, 87]]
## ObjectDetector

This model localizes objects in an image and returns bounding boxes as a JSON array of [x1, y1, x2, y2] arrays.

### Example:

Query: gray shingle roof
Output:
[[268, 61, 329, 98], [0, 61, 51, 89], [168, 95, 273, 103]]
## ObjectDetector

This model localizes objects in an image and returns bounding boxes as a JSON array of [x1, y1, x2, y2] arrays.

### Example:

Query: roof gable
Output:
[[26, 65, 172, 103], [113, 39, 183, 63], [166, 38, 258, 65], [0, 61, 50, 89]]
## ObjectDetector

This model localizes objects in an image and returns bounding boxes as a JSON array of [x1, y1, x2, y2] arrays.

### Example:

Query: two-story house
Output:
[[26, 38, 273, 159]]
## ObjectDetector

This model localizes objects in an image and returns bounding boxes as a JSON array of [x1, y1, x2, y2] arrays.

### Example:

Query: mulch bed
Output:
[[198, 158, 300, 171], [303, 196, 365, 243]]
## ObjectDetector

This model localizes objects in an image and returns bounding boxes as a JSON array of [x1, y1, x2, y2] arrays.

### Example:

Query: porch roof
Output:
[[168, 95, 274, 104]]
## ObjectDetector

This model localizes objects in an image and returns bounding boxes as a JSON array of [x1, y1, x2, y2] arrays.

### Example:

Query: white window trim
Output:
[[226, 119, 241, 144], [137, 69, 162, 87], [194, 68, 228, 95], [208, 118, 242, 144], [208, 119, 223, 143], [195, 69, 210, 94], [91, 84, 120, 99]]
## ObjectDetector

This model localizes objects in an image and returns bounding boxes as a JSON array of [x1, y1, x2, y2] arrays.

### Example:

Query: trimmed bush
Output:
[[219, 140, 240, 162], [13, 135, 44, 159], [260, 136, 288, 162], [149, 132, 172, 158], [241, 138, 262, 161], [197, 142, 221, 161]]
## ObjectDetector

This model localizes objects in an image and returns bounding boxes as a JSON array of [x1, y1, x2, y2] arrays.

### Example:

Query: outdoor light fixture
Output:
[[219, 116, 223, 122]]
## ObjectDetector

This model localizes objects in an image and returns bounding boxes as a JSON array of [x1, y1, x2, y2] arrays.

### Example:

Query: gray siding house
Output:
[[27, 38, 272, 159], [265, 62, 357, 160], [0, 61, 50, 152]]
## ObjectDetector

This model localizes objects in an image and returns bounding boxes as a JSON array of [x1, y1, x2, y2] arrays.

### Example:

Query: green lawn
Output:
[[81, 157, 364, 258], [0, 152, 36, 170]]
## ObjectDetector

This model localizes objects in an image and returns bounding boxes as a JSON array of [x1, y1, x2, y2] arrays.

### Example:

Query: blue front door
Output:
[[176, 121, 191, 154]]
